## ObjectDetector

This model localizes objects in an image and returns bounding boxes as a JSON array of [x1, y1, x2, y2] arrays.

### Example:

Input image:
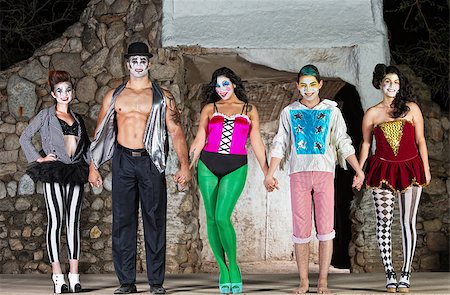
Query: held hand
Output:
[[352, 171, 365, 191], [36, 154, 57, 163], [88, 166, 103, 188], [264, 175, 279, 192], [173, 166, 192, 190]]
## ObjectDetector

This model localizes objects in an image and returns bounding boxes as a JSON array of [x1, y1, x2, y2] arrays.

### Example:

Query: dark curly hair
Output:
[[372, 64, 415, 118], [202, 67, 248, 104]]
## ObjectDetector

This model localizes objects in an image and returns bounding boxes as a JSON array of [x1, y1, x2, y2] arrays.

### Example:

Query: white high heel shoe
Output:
[[68, 273, 82, 293], [52, 274, 69, 294]]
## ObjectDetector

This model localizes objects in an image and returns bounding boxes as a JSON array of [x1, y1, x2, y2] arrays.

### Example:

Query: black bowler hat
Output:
[[124, 42, 153, 59]]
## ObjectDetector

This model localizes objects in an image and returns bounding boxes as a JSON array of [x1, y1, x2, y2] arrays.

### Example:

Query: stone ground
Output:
[[1, 262, 448, 295], [201, 261, 350, 274]]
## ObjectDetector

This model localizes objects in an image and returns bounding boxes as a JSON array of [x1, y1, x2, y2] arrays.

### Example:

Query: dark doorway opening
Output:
[[332, 83, 364, 269]]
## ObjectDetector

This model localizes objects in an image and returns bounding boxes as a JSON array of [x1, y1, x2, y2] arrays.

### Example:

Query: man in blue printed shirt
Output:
[[264, 65, 365, 294]]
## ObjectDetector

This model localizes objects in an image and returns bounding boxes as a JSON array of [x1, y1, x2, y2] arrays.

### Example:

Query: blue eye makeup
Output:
[[215, 81, 231, 88]]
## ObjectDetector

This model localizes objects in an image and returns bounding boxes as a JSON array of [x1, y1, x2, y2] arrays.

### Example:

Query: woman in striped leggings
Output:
[[20, 70, 90, 293], [358, 64, 430, 293]]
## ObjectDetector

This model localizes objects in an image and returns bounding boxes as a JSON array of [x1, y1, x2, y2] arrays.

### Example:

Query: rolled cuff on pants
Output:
[[292, 234, 312, 244], [317, 230, 335, 241]]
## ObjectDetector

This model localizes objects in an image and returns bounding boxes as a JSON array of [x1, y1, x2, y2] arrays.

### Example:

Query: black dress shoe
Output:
[[113, 284, 137, 294], [150, 285, 166, 294]]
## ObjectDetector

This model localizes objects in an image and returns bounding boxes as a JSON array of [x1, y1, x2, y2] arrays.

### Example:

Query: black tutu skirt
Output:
[[26, 161, 89, 185]]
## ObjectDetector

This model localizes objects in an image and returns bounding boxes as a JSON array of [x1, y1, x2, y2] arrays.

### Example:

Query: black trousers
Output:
[[112, 144, 167, 286]]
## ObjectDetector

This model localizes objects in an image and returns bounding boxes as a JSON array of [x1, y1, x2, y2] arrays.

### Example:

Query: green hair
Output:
[[297, 64, 321, 82]]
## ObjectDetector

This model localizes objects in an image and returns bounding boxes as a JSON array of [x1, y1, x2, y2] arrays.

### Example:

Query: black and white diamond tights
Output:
[[372, 187, 422, 287]]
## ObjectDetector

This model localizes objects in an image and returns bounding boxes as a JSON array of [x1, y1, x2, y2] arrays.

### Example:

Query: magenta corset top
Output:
[[203, 112, 251, 155]]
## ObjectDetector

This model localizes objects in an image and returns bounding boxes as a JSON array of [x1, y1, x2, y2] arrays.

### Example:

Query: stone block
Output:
[[90, 226, 102, 239], [7, 75, 38, 120], [51, 52, 84, 78], [0, 200, 15, 212], [0, 181, 6, 199], [4, 134, 20, 150], [105, 21, 126, 48], [0, 123, 15, 133], [81, 48, 109, 76], [18, 174, 35, 195], [0, 150, 18, 163], [426, 232, 449, 252], [18, 59, 47, 85], [441, 116, 450, 131], [32, 227, 44, 237], [62, 38, 83, 53], [34, 250, 44, 261], [423, 219, 442, 232], [420, 253, 440, 270], [76, 76, 98, 103], [9, 239, 24, 251], [2, 260, 20, 274], [71, 103, 90, 115], [34, 38, 66, 56], [22, 226, 32, 238], [91, 198, 104, 210], [10, 229, 21, 238], [105, 42, 125, 78], [423, 178, 447, 195]]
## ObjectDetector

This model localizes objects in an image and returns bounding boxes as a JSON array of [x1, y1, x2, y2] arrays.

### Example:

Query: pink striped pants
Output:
[[290, 171, 336, 244]]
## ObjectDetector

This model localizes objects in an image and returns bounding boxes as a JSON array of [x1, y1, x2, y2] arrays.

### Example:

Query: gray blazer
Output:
[[19, 105, 90, 165]]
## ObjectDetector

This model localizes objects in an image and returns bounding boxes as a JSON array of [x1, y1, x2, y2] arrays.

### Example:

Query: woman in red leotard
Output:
[[358, 64, 431, 293]]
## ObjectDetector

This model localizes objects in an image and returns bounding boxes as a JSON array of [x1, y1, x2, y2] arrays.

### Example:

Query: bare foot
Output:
[[293, 284, 309, 294], [317, 279, 333, 294], [317, 286, 333, 294]]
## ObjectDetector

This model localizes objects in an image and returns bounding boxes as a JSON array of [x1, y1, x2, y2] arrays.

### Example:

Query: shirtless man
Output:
[[89, 42, 190, 294]]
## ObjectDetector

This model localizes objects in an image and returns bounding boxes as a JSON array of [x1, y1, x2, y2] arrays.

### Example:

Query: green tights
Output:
[[197, 160, 248, 285]]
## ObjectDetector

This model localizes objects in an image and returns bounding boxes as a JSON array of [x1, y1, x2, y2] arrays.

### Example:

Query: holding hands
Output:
[[264, 175, 279, 192], [88, 164, 103, 188], [352, 170, 365, 191]]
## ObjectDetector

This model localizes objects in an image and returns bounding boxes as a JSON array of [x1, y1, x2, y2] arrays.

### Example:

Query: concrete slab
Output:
[[1, 272, 449, 294]]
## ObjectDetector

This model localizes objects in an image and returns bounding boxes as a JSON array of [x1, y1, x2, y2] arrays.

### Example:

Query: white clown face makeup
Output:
[[127, 56, 149, 78], [382, 73, 400, 98], [215, 76, 235, 100], [51, 82, 73, 105], [298, 75, 322, 101]]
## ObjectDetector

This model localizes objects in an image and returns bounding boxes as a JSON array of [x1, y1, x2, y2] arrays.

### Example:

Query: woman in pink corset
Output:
[[190, 67, 269, 294]]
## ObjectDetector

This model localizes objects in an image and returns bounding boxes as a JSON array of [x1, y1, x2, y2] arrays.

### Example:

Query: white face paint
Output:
[[298, 76, 322, 101], [51, 82, 73, 105], [215, 76, 235, 101], [382, 73, 400, 98], [127, 56, 149, 78]]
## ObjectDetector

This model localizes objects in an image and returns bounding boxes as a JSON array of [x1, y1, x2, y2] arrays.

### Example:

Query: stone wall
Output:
[[0, 0, 201, 274], [349, 65, 450, 272]]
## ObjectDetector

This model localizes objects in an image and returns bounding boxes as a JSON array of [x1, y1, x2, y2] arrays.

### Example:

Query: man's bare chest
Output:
[[115, 91, 153, 115]]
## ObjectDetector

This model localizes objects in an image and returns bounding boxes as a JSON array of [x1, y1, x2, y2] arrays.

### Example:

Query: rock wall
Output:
[[349, 65, 450, 272]]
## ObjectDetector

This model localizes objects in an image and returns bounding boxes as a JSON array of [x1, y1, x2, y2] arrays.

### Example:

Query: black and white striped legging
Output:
[[43, 182, 83, 263]]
